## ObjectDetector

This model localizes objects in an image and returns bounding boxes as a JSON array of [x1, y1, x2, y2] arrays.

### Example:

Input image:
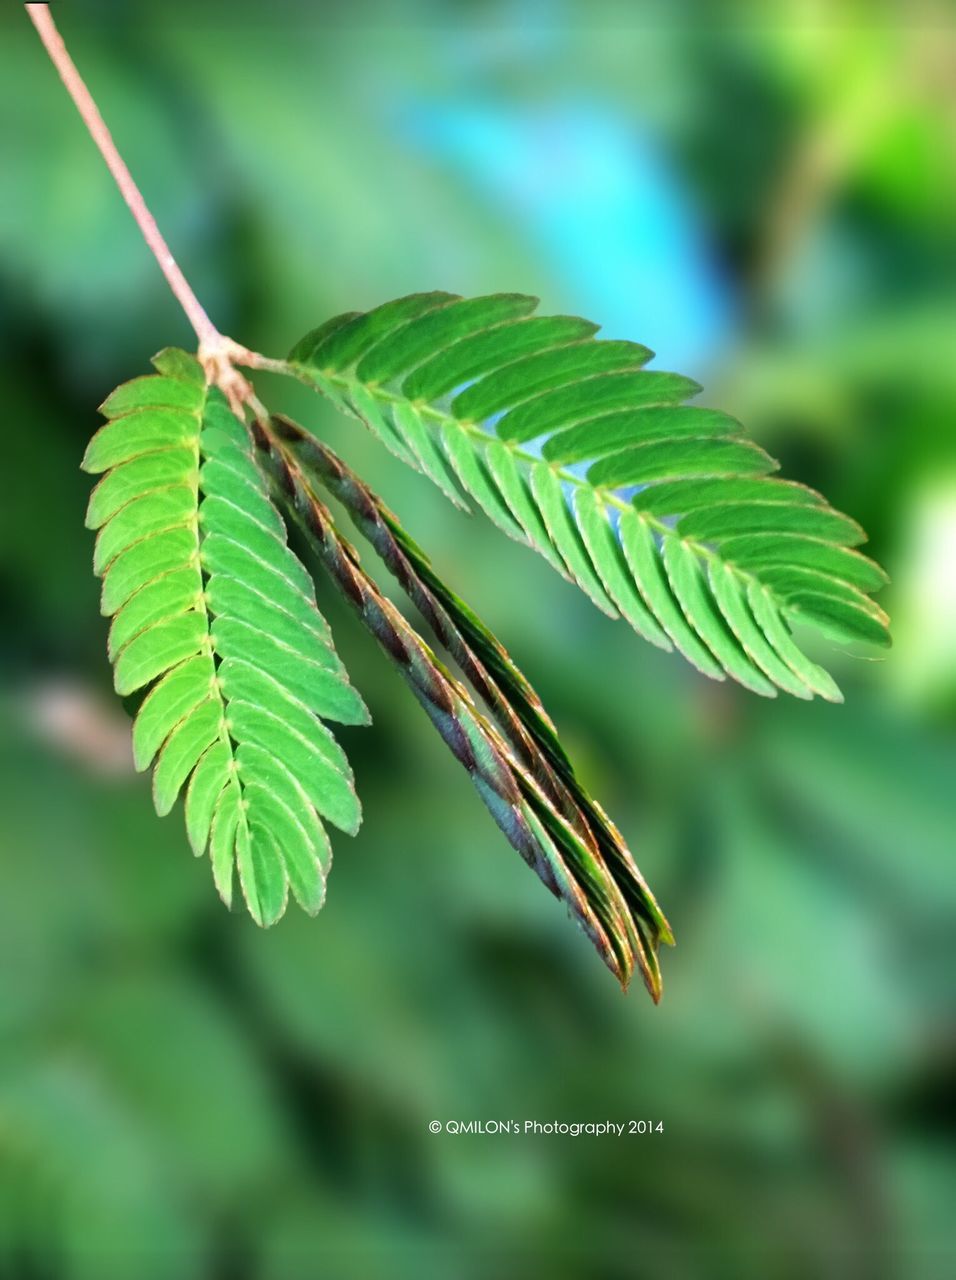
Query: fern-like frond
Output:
[[267, 414, 673, 997], [253, 417, 669, 995], [289, 293, 890, 699], [83, 349, 367, 924]]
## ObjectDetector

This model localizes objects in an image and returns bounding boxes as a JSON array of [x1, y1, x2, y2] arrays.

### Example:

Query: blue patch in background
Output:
[[397, 98, 734, 381]]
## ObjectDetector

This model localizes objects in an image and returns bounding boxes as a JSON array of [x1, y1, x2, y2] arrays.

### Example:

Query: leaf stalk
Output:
[[25, 5, 266, 411]]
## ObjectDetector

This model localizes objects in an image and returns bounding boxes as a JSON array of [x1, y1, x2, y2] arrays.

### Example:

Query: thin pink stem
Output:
[[26, 4, 222, 353]]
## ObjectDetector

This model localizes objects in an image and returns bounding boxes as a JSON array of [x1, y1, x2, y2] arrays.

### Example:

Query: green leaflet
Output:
[[716, 534, 888, 593], [452, 338, 652, 421], [83, 350, 366, 925], [404, 314, 599, 400], [289, 292, 890, 697], [358, 295, 537, 384], [661, 536, 777, 698], [440, 419, 525, 540], [106, 566, 200, 660], [84, 407, 199, 472], [93, 485, 196, 574], [114, 611, 208, 696], [587, 437, 776, 487], [746, 581, 843, 702], [571, 489, 671, 650], [529, 463, 617, 616], [618, 510, 726, 680], [132, 654, 214, 770], [632, 474, 827, 516], [543, 406, 739, 464], [483, 439, 569, 579], [677, 500, 865, 545], [788, 592, 892, 648], [706, 561, 813, 700], [494, 371, 703, 442], [87, 448, 198, 528]]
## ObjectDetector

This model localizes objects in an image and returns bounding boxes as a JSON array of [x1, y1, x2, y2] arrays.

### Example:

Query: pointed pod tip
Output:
[[636, 953, 664, 1003], [640, 964, 664, 1005], [598, 939, 629, 989]]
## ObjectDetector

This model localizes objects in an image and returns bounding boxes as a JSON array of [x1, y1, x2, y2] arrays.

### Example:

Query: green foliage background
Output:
[[1, 2, 955, 1275]]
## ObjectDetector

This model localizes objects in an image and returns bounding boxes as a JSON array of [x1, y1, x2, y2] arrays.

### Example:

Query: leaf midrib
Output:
[[186, 385, 246, 831]]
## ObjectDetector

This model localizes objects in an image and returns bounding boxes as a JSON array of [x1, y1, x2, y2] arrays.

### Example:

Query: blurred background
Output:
[[2, 1, 955, 1276]]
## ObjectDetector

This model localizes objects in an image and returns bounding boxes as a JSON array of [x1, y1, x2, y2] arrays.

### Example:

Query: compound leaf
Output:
[[83, 350, 367, 924], [290, 292, 891, 699]]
